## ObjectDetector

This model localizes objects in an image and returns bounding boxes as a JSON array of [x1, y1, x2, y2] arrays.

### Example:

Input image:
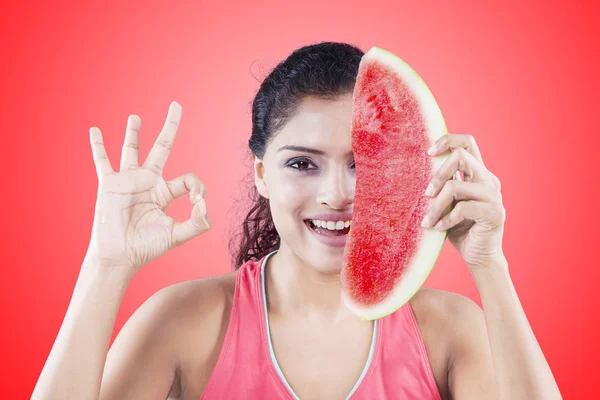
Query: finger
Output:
[[421, 181, 497, 228], [428, 133, 484, 166], [171, 199, 211, 247], [89, 127, 114, 178], [430, 200, 505, 231], [120, 114, 141, 171], [425, 147, 487, 197], [163, 173, 207, 206], [142, 101, 182, 176]]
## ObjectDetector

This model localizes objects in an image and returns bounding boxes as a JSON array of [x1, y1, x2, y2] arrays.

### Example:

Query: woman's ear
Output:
[[253, 154, 269, 199]]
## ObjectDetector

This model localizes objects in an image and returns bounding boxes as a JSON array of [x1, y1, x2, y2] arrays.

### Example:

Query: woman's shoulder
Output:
[[409, 287, 483, 399], [154, 271, 238, 312], [148, 271, 238, 340], [138, 271, 238, 396], [409, 286, 483, 354], [410, 286, 481, 322]]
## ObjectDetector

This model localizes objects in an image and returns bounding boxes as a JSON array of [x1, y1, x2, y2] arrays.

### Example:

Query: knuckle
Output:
[[449, 149, 462, 165], [498, 203, 506, 218], [493, 174, 502, 190], [443, 179, 457, 193], [448, 180, 461, 199], [125, 142, 139, 150], [453, 201, 464, 214], [456, 147, 469, 158], [184, 173, 206, 198], [165, 181, 176, 200], [184, 172, 199, 183], [492, 202, 506, 219], [149, 164, 163, 176], [155, 139, 173, 151]]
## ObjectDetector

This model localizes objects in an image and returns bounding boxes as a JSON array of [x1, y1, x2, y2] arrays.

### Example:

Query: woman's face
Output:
[[254, 94, 355, 274]]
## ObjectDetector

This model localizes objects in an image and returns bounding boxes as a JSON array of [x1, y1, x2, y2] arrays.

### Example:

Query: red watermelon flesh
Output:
[[341, 47, 452, 320]]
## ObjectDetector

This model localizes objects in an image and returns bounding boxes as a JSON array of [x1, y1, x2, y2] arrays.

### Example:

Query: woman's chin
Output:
[[307, 253, 345, 275]]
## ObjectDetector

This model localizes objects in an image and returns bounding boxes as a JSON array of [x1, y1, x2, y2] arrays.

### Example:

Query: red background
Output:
[[1, 1, 597, 398]]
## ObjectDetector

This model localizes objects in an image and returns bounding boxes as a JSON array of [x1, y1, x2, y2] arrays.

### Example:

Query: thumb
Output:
[[172, 198, 211, 247]]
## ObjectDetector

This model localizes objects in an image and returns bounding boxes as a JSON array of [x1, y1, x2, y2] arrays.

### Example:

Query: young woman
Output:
[[33, 42, 561, 399]]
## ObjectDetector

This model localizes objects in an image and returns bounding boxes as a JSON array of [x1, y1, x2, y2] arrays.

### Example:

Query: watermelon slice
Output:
[[341, 47, 452, 320]]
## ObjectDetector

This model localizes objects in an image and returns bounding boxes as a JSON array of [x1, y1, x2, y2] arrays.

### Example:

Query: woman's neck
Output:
[[264, 245, 357, 323]]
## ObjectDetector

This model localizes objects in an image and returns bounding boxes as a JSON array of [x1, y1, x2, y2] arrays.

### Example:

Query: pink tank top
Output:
[[201, 251, 442, 399]]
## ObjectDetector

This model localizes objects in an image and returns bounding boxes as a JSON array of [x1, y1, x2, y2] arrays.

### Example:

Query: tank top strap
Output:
[[352, 301, 442, 399], [201, 252, 292, 399]]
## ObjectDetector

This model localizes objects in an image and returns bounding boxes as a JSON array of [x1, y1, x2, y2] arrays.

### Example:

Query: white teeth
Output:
[[310, 219, 352, 231]]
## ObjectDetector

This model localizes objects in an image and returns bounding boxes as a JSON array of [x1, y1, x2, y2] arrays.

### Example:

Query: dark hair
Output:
[[229, 41, 364, 269]]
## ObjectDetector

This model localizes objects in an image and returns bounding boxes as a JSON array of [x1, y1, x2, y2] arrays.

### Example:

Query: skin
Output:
[[33, 97, 562, 400]]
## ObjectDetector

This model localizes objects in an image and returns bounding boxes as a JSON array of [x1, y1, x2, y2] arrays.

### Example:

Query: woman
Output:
[[32, 42, 561, 399]]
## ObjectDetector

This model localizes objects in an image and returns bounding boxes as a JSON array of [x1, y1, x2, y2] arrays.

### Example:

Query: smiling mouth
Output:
[[304, 219, 352, 236]]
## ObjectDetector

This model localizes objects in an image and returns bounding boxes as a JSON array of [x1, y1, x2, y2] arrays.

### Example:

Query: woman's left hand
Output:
[[421, 133, 507, 272]]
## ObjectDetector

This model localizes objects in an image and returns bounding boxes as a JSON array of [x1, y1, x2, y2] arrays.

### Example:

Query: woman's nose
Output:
[[316, 167, 354, 210]]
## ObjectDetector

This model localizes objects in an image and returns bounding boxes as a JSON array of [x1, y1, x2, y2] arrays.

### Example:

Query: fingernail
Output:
[[421, 215, 430, 228], [193, 194, 204, 204], [425, 183, 435, 197], [427, 144, 437, 155], [433, 220, 444, 230]]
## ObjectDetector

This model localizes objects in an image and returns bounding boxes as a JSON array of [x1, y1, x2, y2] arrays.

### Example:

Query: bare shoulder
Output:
[[410, 286, 482, 322], [410, 286, 484, 352], [145, 271, 238, 397], [152, 271, 237, 320], [164, 272, 238, 396], [135, 271, 237, 340], [155, 270, 238, 359], [409, 287, 484, 399], [102, 271, 238, 399]]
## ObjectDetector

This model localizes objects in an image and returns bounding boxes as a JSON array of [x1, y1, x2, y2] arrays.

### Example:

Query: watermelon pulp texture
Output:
[[341, 47, 451, 320]]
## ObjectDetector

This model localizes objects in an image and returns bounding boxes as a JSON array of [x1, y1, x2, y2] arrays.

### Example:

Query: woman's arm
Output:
[[32, 254, 179, 400], [449, 256, 562, 400], [32, 254, 135, 399]]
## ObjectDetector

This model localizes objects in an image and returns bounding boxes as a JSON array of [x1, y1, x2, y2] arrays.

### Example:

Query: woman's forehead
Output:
[[270, 95, 353, 152]]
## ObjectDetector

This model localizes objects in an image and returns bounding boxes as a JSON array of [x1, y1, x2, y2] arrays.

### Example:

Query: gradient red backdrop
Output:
[[1, 1, 597, 398]]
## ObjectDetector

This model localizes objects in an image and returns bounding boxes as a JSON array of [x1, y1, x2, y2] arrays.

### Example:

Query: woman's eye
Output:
[[287, 158, 316, 171]]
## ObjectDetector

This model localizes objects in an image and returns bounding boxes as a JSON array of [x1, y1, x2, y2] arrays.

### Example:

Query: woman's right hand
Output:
[[86, 101, 211, 273]]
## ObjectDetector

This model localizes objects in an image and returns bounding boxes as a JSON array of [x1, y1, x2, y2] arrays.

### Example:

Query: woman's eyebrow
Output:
[[277, 145, 326, 155], [277, 145, 354, 158]]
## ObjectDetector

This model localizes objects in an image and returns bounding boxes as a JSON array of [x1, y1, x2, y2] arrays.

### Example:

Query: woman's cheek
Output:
[[273, 172, 317, 203]]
